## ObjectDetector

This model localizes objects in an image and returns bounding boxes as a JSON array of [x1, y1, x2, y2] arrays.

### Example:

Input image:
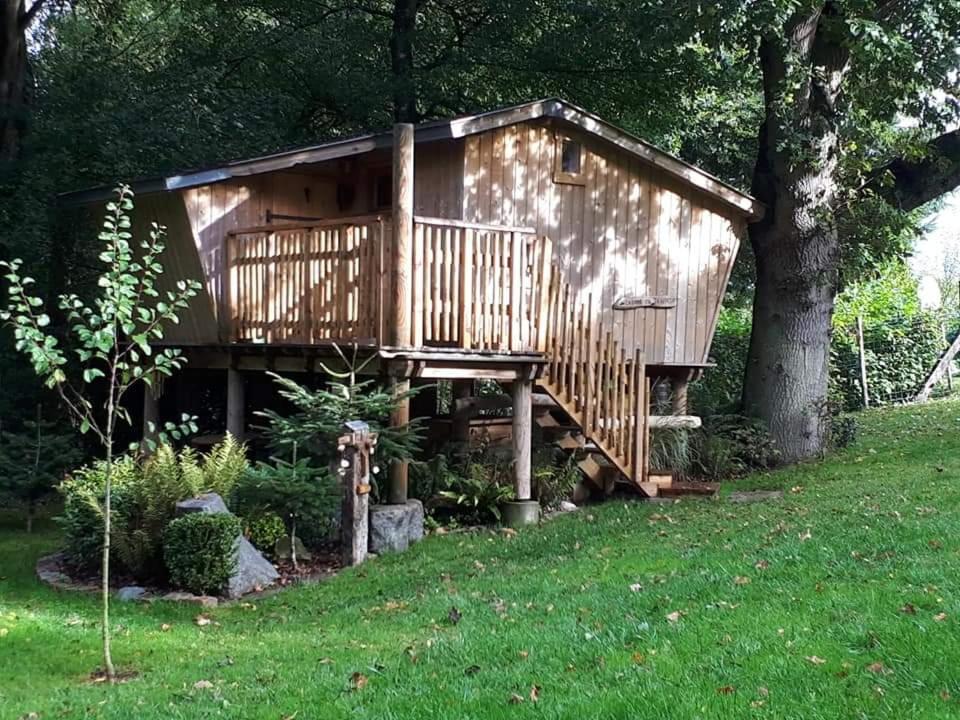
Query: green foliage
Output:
[[232, 454, 340, 550], [0, 416, 85, 531], [691, 306, 752, 415], [57, 457, 139, 574], [829, 415, 860, 451], [649, 428, 694, 477], [531, 448, 580, 510], [56, 438, 248, 579], [163, 513, 240, 596], [415, 444, 515, 524], [244, 512, 287, 555], [199, 433, 248, 497], [691, 416, 781, 481]]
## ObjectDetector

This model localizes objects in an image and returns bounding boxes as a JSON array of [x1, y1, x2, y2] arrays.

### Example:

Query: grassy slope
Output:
[[2, 401, 960, 719]]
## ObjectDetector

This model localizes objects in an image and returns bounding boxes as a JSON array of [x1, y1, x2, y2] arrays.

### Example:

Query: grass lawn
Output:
[[3, 401, 960, 718]]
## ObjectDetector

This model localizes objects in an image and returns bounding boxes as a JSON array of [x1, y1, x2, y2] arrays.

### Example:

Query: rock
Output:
[[228, 536, 280, 599], [369, 500, 424, 553], [559, 501, 579, 512], [161, 591, 219, 607], [274, 536, 312, 562], [35, 552, 74, 589], [175, 493, 230, 515], [174, 492, 279, 598], [117, 586, 148, 602]]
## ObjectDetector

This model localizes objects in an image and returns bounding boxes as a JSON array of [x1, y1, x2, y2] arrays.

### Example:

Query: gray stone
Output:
[[559, 501, 579, 513], [117, 586, 148, 602], [228, 536, 280, 599], [369, 500, 424, 554], [175, 492, 230, 515], [274, 536, 312, 562], [162, 591, 219, 607], [727, 490, 784, 504], [174, 492, 279, 598]]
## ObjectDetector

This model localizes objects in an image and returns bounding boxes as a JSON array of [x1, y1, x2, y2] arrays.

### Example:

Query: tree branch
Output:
[[880, 128, 960, 211]]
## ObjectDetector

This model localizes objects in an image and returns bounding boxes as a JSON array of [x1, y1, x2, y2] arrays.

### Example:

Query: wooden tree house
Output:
[[61, 99, 762, 503]]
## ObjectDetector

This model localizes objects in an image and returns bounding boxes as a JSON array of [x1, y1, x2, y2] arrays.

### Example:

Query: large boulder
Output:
[[369, 500, 424, 553], [175, 493, 279, 599]]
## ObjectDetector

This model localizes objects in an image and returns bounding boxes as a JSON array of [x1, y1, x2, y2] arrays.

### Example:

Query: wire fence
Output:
[[832, 309, 960, 409]]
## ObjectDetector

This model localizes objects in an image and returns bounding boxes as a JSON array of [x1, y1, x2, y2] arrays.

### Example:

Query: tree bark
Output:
[[390, 0, 418, 123], [742, 4, 848, 462], [0, 0, 36, 165]]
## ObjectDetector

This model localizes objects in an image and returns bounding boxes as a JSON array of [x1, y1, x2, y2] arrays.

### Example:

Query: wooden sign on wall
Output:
[[612, 295, 677, 310]]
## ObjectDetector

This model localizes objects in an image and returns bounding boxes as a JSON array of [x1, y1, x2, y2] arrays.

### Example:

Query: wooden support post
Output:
[[512, 375, 532, 500], [856, 315, 870, 408], [388, 376, 410, 504], [451, 379, 472, 442], [387, 123, 414, 505], [391, 123, 414, 349], [227, 367, 246, 442], [338, 421, 376, 567], [142, 383, 159, 451], [671, 377, 689, 415]]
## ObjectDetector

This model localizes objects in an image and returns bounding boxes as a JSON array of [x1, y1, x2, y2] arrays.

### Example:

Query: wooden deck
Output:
[[220, 214, 650, 487]]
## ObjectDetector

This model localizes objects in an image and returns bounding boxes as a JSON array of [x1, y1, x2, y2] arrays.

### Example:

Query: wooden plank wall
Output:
[[461, 121, 745, 366]]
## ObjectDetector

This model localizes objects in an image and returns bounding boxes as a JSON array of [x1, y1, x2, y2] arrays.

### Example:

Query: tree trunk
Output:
[[390, 0, 418, 123], [0, 0, 29, 165], [741, 4, 848, 462]]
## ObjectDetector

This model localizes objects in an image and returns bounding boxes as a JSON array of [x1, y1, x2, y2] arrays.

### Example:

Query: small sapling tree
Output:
[[0, 185, 200, 681]]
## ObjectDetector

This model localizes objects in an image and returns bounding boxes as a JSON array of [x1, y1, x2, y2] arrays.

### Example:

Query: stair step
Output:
[[638, 482, 660, 498], [535, 413, 561, 428], [658, 481, 718, 498], [556, 432, 586, 450]]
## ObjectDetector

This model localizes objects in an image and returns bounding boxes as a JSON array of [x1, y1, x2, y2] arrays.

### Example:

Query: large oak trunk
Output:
[[0, 0, 28, 164], [741, 6, 846, 461]]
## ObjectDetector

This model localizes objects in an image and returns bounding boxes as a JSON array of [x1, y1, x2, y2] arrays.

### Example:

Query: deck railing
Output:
[[225, 215, 542, 350]]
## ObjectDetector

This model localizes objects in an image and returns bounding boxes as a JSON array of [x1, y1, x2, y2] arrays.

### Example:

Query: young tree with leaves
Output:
[[0, 185, 199, 681]]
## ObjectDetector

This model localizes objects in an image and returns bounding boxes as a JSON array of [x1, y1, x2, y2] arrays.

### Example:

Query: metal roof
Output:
[[59, 98, 763, 219]]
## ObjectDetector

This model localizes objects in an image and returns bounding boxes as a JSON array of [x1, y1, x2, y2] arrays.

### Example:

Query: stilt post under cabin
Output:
[[388, 122, 415, 504], [671, 377, 689, 415], [502, 370, 539, 527], [226, 367, 246, 442]]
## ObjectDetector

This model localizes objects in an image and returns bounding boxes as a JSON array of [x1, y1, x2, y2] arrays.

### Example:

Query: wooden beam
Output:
[[648, 415, 701, 430], [226, 368, 245, 442], [453, 393, 556, 416], [671, 378, 689, 415], [451, 380, 473, 442], [391, 123, 414, 348], [388, 377, 410, 504], [916, 329, 960, 402], [512, 377, 533, 500]]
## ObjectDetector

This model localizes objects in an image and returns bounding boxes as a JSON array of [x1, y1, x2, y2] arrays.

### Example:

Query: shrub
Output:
[[245, 512, 287, 554], [415, 443, 514, 524], [649, 428, 695, 477], [164, 513, 240, 596], [201, 433, 247, 496], [58, 457, 138, 574], [690, 415, 780, 480], [829, 414, 859, 450], [532, 447, 579, 509], [58, 438, 248, 580]]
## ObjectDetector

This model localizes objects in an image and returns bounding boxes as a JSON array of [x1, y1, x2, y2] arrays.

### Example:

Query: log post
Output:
[[387, 123, 415, 504], [511, 377, 532, 500], [671, 377, 689, 415], [338, 421, 376, 567], [451, 379, 473, 442], [227, 367, 246, 442], [856, 315, 870, 408]]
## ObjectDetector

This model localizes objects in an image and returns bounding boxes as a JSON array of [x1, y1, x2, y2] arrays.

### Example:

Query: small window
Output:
[[561, 139, 581, 174], [554, 133, 585, 185]]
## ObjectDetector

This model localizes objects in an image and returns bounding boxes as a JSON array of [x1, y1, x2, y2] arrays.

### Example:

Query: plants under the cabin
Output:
[[3, 399, 960, 718], [0, 185, 200, 680]]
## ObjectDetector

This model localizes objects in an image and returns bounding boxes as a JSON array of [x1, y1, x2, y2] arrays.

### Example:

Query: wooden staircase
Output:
[[527, 237, 651, 494]]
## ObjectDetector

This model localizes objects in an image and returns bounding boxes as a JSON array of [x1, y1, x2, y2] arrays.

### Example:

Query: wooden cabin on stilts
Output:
[[61, 99, 762, 518]]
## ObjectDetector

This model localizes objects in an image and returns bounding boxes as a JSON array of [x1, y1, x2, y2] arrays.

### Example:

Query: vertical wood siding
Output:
[[461, 122, 744, 366]]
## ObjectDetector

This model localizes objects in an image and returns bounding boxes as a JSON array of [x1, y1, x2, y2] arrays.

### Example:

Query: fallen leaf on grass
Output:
[[530, 685, 541, 703], [629, 583, 642, 592], [159, 623, 172, 632], [733, 576, 751, 586], [351, 672, 368, 691], [464, 665, 481, 676], [193, 680, 214, 690], [518, 650, 529, 660], [754, 560, 769, 570], [716, 685, 735, 695], [798, 529, 812, 542], [17, 713, 39, 720], [508, 693, 524, 704], [194, 615, 212, 627], [934, 612, 948, 622], [447, 607, 462, 625], [318, 657, 334, 665], [805, 655, 827, 665], [631, 652, 646, 665], [666, 611, 683, 623], [900, 603, 916, 615], [940, 689, 952, 701], [867, 662, 891, 675]]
